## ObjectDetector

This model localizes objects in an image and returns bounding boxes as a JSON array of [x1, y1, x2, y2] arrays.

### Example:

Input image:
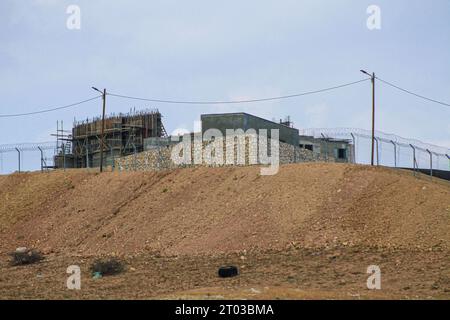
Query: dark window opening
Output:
[[305, 144, 313, 151], [338, 148, 347, 159]]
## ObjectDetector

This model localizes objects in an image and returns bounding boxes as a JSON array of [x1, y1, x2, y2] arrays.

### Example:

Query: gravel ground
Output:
[[0, 246, 448, 299], [0, 163, 449, 299]]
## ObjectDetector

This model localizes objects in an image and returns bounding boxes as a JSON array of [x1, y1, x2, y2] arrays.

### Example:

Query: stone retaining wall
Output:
[[115, 137, 332, 171]]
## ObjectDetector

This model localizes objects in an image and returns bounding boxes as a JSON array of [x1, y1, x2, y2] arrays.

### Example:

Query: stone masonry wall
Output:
[[116, 136, 332, 171]]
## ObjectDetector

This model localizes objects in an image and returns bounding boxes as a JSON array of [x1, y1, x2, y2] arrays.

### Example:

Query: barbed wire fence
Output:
[[300, 128, 450, 177], [0, 142, 56, 173], [1, 128, 449, 176]]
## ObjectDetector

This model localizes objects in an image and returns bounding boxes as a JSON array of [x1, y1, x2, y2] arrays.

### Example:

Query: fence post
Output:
[[350, 133, 356, 163], [447, 154, 450, 171], [86, 145, 89, 169], [390, 140, 397, 168], [111, 147, 114, 172], [133, 143, 137, 171], [426, 149, 432, 180], [410, 144, 417, 176], [374, 137, 379, 166], [37, 146, 43, 172], [15, 148, 21, 173], [62, 143, 66, 171], [321, 133, 328, 161]]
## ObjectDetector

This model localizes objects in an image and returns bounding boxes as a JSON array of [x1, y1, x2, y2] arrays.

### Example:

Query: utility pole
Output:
[[360, 70, 376, 166], [371, 72, 375, 166], [92, 87, 107, 172], [100, 89, 106, 173]]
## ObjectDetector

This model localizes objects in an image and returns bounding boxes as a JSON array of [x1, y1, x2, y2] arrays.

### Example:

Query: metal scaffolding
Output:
[[54, 108, 168, 169]]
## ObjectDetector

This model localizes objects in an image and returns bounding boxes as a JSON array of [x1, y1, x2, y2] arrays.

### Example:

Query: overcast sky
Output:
[[0, 0, 449, 172]]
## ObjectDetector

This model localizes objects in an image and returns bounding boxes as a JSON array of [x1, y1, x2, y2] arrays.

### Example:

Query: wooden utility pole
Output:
[[91, 86, 107, 172], [99, 89, 106, 172], [361, 70, 376, 166], [371, 72, 376, 166]]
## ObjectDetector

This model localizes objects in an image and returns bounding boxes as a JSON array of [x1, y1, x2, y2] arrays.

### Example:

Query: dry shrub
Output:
[[90, 258, 125, 276], [10, 250, 43, 266]]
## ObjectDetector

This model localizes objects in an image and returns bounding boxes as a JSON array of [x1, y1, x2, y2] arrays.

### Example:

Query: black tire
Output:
[[218, 266, 239, 278]]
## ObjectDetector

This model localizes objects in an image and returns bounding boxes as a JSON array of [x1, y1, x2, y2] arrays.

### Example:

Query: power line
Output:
[[0, 96, 102, 118], [106, 79, 371, 104], [376, 77, 450, 108], [1, 75, 448, 119]]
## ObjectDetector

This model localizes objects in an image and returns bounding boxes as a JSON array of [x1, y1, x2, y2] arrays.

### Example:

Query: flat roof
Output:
[[201, 112, 297, 130]]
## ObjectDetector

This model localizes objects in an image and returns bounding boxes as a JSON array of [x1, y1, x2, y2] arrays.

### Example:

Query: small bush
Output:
[[10, 250, 43, 266], [90, 258, 125, 276]]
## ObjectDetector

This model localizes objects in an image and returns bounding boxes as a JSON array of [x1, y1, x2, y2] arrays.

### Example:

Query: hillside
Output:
[[0, 163, 449, 256]]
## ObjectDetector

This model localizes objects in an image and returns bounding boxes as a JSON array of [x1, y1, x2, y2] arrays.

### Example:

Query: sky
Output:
[[0, 0, 449, 172]]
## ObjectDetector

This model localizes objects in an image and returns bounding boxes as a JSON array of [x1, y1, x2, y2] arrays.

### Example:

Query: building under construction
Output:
[[54, 109, 167, 169]]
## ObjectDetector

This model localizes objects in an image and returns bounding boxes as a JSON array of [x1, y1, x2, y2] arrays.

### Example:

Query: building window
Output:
[[305, 144, 313, 151], [338, 148, 347, 159]]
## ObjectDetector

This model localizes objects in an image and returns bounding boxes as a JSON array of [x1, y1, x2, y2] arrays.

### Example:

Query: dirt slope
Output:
[[0, 163, 449, 256]]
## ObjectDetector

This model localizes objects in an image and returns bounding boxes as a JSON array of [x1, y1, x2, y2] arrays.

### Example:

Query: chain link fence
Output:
[[300, 128, 450, 174]]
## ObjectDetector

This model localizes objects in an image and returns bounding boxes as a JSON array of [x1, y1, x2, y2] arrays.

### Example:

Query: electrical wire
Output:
[[106, 79, 371, 105], [376, 77, 450, 108], [0, 96, 102, 118], [1, 75, 448, 119]]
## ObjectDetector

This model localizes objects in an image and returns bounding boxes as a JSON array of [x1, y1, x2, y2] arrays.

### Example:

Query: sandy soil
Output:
[[0, 247, 448, 299], [0, 163, 449, 299]]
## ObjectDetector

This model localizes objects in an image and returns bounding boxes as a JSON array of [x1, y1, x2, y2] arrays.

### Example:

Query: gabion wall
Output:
[[115, 137, 332, 171]]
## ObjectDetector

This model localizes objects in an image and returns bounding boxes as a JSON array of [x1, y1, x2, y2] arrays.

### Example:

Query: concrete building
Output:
[[299, 135, 353, 163], [201, 112, 354, 163], [201, 112, 300, 146]]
